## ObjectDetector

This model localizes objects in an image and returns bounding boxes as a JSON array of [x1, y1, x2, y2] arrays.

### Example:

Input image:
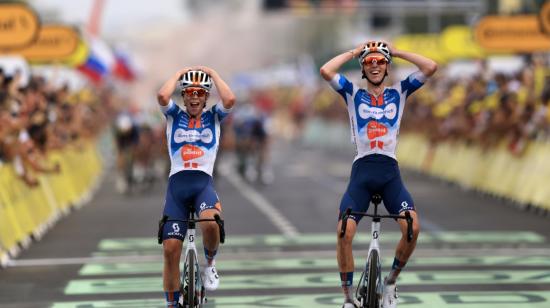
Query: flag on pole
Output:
[[77, 37, 115, 84]]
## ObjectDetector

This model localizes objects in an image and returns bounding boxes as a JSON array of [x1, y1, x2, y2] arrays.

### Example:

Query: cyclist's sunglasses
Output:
[[182, 87, 208, 97], [363, 55, 388, 66]]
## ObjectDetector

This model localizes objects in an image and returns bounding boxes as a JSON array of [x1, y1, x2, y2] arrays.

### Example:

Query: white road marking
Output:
[[218, 164, 299, 237]]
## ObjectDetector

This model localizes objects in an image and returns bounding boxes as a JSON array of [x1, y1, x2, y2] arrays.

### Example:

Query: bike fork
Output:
[[358, 220, 382, 305], [183, 227, 203, 307], [370, 220, 383, 296]]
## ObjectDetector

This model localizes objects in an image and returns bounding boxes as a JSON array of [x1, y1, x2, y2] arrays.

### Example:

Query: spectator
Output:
[[0, 66, 112, 186]]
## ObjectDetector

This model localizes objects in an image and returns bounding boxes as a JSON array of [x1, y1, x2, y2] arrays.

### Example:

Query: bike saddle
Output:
[[371, 194, 382, 205]]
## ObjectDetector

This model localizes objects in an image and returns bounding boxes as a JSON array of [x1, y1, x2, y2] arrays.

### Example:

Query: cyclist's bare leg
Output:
[[387, 210, 420, 284], [199, 208, 221, 265], [337, 218, 357, 302], [337, 218, 357, 271], [163, 238, 183, 292]]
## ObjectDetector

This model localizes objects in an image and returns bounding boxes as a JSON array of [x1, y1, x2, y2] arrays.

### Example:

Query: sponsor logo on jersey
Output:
[[174, 128, 213, 144], [367, 121, 388, 139], [358, 103, 397, 121], [201, 128, 213, 143], [181, 144, 204, 161]]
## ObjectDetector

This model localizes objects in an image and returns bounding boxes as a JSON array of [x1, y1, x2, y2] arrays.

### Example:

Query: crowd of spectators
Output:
[[0, 67, 111, 186], [402, 55, 550, 156]]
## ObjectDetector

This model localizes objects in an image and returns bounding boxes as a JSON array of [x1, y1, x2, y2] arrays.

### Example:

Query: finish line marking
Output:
[[63, 271, 550, 294], [51, 292, 550, 308]]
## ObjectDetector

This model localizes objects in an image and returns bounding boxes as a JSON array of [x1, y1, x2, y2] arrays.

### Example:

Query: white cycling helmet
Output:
[[358, 41, 392, 65], [179, 70, 213, 91]]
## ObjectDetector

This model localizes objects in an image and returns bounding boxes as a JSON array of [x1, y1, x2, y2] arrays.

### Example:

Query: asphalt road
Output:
[[1, 138, 549, 308]]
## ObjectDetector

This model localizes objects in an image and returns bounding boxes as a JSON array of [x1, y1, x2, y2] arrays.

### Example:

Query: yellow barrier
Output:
[[0, 139, 103, 261], [397, 134, 550, 211]]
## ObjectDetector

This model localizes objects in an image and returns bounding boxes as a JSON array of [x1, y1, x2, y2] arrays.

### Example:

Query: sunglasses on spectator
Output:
[[363, 56, 388, 66], [182, 88, 208, 97]]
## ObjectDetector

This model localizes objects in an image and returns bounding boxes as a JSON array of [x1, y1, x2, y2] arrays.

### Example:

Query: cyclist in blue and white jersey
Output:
[[320, 41, 437, 308], [157, 67, 236, 308]]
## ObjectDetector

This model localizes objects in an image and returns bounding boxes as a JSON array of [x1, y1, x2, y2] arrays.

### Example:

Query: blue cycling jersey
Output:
[[160, 99, 232, 177], [329, 71, 427, 161]]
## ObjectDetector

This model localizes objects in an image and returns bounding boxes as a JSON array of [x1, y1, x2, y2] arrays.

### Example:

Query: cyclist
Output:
[[113, 111, 140, 194], [156, 67, 236, 308], [320, 41, 437, 308]]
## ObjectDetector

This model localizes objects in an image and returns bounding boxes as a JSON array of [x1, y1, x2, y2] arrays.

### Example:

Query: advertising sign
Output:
[[0, 3, 40, 49]]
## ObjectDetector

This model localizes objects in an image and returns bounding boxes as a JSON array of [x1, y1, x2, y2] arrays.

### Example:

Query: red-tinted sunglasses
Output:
[[182, 87, 208, 97], [363, 55, 388, 66]]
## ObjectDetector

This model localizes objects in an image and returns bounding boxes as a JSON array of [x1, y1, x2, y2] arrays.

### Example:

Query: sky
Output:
[[31, 0, 188, 35]]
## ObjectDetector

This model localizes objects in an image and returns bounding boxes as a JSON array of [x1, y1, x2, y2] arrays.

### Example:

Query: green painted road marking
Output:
[[51, 291, 550, 308], [97, 231, 546, 251], [79, 256, 550, 276], [52, 299, 164, 308], [65, 270, 550, 294]]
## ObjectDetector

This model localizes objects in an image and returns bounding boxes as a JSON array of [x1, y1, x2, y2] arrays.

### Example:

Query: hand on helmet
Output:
[[379, 40, 396, 55], [178, 67, 193, 76], [358, 40, 393, 64], [179, 69, 213, 91], [191, 66, 214, 76], [352, 43, 367, 58]]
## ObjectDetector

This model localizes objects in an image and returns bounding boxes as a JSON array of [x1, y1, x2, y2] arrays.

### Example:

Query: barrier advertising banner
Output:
[[0, 3, 40, 49]]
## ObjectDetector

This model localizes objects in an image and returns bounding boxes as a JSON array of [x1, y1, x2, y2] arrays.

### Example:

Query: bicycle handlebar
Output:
[[339, 208, 352, 238], [404, 211, 413, 242], [167, 214, 226, 244], [340, 208, 414, 243]]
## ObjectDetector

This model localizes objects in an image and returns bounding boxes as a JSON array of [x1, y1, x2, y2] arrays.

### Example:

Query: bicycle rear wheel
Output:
[[367, 250, 380, 308], [186, 250, 197, 307]]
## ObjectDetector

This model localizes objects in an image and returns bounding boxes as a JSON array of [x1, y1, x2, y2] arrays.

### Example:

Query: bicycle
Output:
[[158, 211, 225, 308], [340, 194, 413, 308]]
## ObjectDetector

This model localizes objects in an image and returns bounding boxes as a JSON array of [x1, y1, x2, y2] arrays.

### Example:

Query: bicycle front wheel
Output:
[[186, 250, 196, 307], [367, 250, 380, 308]]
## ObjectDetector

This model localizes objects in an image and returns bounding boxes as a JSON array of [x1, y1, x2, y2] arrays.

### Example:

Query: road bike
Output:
[[340, 194, 413, 308], [159, 211, 225, 307]]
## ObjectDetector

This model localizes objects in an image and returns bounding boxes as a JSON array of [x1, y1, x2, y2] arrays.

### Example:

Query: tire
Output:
[[367, 250, 379, 308], [187, 250, 196, 307]]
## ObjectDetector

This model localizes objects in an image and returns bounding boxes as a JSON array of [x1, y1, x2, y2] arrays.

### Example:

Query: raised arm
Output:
[[392, 48, 438, 77], [320, 43, 365, 81], [157, 68, 190, 106], [195, 66, 236, 110]]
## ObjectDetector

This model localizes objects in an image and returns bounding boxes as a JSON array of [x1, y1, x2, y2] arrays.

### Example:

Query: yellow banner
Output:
[[475, 15, 550, 52], [394, 34, 447, 64], [0, 3, 40, 49], [16, 25, 80, 63], [441, 26, 487, 59]]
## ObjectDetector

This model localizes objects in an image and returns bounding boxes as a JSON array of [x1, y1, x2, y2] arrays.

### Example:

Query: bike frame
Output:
[[358, 202, 384, 306], [182, 213, 203, 307], [160, 212, 225, 308], [340, 194, 413, 308], [184, 220, 197, 264], [367, 204, 381, 260]]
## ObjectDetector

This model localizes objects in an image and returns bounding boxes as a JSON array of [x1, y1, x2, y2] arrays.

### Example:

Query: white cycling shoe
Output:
[[342, 298, 360, 308], [382, 278, 398, 308], [202, 265, 220, 291]]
